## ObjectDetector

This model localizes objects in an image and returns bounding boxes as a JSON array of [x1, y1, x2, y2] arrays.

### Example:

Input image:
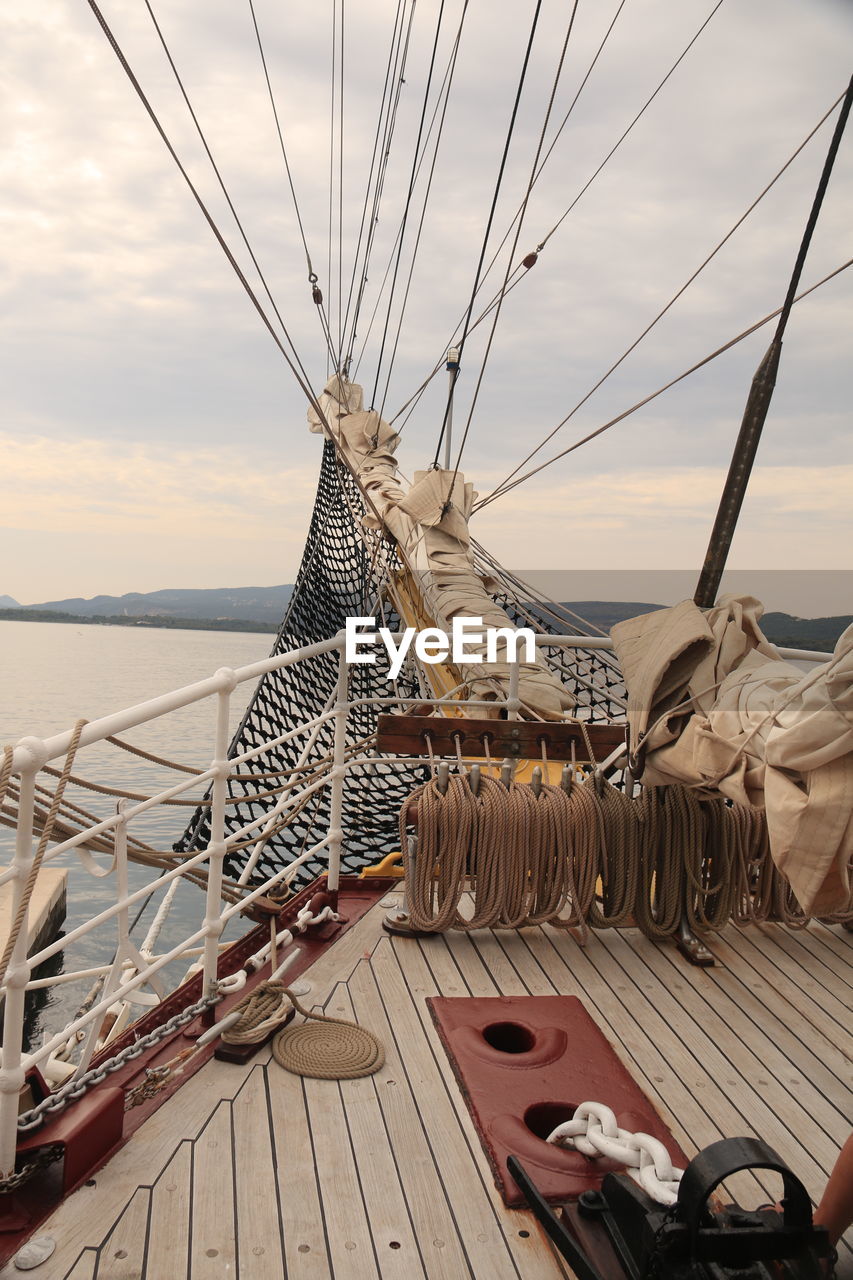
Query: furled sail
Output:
[[310, 374, 575, 720], [612, 597, 853, 914]]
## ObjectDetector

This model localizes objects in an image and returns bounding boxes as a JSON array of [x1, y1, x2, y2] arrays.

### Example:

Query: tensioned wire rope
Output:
[[340, 0, 413, 371], [87, 0, 330, 424], [347, 8, 468, 387], [140, 0, 338, 386], [369, 0, 450, 412], [247, 0, 338, 369], [342, 0, 418, 374], [388, 0, 720, 437], [431, 0, 546, 472], [476, 84, 850, 511], [439, 0, 580, 499], [472, 255, 853, 513]]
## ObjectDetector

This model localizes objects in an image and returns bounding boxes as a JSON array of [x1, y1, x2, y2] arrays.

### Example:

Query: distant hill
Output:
[[0, 594, 20, 609], [21, 585, 293, 624], [760, 613, 851, 653]]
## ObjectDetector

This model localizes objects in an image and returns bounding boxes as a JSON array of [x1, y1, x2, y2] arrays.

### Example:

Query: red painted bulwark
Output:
[[428, 994, 686, 1207]]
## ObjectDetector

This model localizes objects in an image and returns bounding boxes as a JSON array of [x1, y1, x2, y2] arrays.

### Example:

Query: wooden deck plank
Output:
[[696, 935, 853, 1120], [372, 937, 537, 1280], [334, 985, 429, 1280], [268, 1052, 334, 1278], [0, 1047, 257, 1280], [302, 1004, 381, 1279], [347, 953, 490, 1280], [145, 1141, 192, 1280], [637, 928, 851, 1141], [713, 929, 853, 1086], [777, 922, 853, 985], [727, 924, 851, 1031], [94, 1186, 151, 1280], [384, 936, 572, 1279], [604, 928, 842, 1180], [189, 1102, 236, 1279], [9, 898, 851, 1280], [232, 1066, 286, 1279], [64, 1251, 99, 1280]]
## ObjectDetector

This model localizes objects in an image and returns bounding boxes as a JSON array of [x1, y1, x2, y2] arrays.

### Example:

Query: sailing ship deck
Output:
[[9, 898, 851, 1280]]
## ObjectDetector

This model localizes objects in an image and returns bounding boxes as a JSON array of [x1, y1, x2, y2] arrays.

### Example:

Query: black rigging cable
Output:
[[398, 0, 725, 438], [432, 0, 544, 471], [477, 87, 848, 509], [369, 0, 448, 412], [473, 256, 853, 512], [340, 0, 409, 369], [136, 0, 324, 402], [443, 0, 579, 492], [348, 22, 465, 387], [87, 0, 324, 416], [372, 3, 469, 420], [246, 0, 337, 370], [343, 1, 417, 371]]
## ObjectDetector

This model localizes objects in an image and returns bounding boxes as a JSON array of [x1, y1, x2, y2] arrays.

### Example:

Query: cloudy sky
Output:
[[2, 0, 851, 610]]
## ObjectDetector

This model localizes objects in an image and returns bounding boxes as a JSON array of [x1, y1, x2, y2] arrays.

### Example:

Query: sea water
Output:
[[0, 620, 274, 1048]]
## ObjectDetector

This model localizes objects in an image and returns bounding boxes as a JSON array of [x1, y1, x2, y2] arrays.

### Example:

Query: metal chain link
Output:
[[0, 1143, 64, 1194], [17, 991, 222, 1134], [546, 1101, 684, 1205]]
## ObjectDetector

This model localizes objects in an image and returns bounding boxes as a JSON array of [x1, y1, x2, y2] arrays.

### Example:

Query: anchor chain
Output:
[[16, 991, 223, 1134], [547, 1101, 684, 1205]]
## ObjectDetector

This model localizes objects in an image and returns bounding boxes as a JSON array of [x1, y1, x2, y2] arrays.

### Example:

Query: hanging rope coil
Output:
[[399, 776, 836, 935]]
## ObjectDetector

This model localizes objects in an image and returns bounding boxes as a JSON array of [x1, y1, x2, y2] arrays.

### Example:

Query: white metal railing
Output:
[[0, 628, 829, 1174]]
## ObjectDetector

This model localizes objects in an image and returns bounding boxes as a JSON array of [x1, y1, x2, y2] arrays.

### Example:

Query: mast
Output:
[[694, 73, 853, 609]]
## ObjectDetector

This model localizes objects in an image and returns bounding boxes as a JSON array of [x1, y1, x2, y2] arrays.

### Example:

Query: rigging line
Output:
[[141, 0, 326, 387], [328, 0, 337, 376], [479, 86, 848, 508], [435, 0, 544, 474], [349, 4, 462, 384], [337, 0, 346, 364], [387, 0, 630, 429], [345, 1, 417, 370], [374, 3, 471, 420], [434, 0, 631, 362], [86, 0, 322, 415], [397, 0, 727, 433], [340, 0, 408, 368], [444, 0, 579, 486], [539, 0, 727, 253], [474, 255, 853, 511], [369, 0, 448, 411], [246, 0, 337, 370]]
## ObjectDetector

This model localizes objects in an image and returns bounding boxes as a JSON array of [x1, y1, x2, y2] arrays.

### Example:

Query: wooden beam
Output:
[[376, 714, 626, 762]]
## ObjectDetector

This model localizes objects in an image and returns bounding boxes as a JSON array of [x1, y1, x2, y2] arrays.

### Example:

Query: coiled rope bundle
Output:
[[401, 774, 799, 937]]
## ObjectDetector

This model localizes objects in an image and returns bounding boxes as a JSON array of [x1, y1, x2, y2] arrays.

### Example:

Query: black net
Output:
[[175, 441, 425, 887], [176, 443, 627, 886]]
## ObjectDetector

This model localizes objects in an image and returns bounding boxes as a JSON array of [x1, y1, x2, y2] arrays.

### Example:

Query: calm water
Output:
[[0, 620, 276, 1047]]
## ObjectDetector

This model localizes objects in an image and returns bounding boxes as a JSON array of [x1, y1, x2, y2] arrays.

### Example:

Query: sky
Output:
[[1, 0, 851, 614]]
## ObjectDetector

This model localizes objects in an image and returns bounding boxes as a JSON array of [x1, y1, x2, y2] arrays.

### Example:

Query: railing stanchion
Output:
[[201, 672, 235, 1017], [327, 642, 349, 899], [0, 747, 43, 1176]]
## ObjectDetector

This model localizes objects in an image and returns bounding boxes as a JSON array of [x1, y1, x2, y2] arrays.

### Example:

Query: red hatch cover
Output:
[[427, 994, 686, 1207]]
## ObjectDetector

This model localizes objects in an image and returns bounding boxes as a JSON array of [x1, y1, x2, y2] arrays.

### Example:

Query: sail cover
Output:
[[612, 596, 853, 915]]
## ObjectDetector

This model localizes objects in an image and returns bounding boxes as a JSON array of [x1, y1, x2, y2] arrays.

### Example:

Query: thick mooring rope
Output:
[[271, 989, 385, 1079], [400, 777, 847, 935]]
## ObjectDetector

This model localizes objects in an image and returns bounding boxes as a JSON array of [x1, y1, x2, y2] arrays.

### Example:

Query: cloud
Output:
[[1, 0, 851, 600]]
